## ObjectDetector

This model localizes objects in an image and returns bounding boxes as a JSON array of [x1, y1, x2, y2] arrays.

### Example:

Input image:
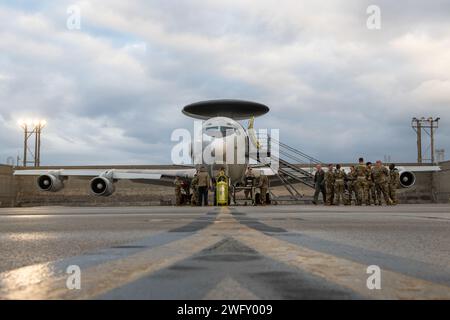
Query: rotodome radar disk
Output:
[[182, 99, 270, 120]]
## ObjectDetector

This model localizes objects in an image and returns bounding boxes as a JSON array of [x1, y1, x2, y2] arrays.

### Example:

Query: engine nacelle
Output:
[[399, 171, 416, 188], [90, 177, 115, 196], [37, 174, 64, 192]]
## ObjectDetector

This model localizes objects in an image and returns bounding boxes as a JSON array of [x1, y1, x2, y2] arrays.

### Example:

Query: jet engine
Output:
[[90, 177, 115, 196], [37, 174, 64, 192], [399, 171, 416, 188]]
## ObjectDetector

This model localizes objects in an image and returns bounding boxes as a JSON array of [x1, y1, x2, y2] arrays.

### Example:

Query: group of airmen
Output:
[[174, 166, 270, 206], [175, 157, 400, 207], [243, 167, 270, 205], [313, 158, 400, 206], [174, 166, 212, 206]]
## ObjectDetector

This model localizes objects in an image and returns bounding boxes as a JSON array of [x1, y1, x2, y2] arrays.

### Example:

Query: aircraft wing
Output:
[[248, 165, 278, 176], [13, 168, 197, 180], [396, 165, 441, 172], [311, 165, 442, 174]]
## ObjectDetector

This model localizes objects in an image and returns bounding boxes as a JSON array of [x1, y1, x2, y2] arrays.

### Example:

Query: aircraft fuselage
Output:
[[198, 116, 249, 185]]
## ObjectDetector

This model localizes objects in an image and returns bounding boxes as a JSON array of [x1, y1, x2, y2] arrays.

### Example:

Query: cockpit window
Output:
[[205, 126, 236, 137], [220, 126, 235, 132]]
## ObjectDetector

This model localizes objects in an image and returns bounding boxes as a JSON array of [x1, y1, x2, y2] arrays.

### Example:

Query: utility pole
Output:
[[430, 119, 435, 164], [416, 119, 422, 163], [411, 117, 440, 164], [35, 123, 42, 166], [23, 124, 28, 167]]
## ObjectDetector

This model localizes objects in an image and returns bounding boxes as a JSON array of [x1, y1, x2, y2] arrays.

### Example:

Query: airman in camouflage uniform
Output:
[[334, 164, 346, 206], [190, 173, 199, 206], [388, 164, 400, 205], [372, 160, 393, 206], [197, 166, 211, 206], [174, 176, 183, 206], [244, 167, 255, 199], [259, 173, 270, 205], [345, 166, 357, 205], [325, 164, 335, 205], [354, 158, 367, 206], [365, 162, 377, 206], [313, 165, 326, 205]]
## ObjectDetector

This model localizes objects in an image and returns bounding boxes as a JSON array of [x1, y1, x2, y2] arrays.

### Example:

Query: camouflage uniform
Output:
[[372, 166, 392, 205], [313, 169, 326, 204], [325, 169, 335, 205], [364, 167, 377, 205], [345, 169, 357, 205], [334, 168, 346, 206], [174, 177, 182, 206], [389, 168, 400, 205], [259, 175, 269, 205], [354, 164, 367, 206], [197, 170, 211, 206], [190, 175, 199, 206], [244, 171, 256, 199]]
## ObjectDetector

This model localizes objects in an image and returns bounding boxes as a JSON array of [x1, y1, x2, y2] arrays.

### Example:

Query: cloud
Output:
[[0, 0, 449, 165]]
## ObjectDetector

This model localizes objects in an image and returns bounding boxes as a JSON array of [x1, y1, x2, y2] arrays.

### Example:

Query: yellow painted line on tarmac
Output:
[[230, 214, 450, 299], [2, 206, 449, 300], [0, 228, 222, 300], [0, 208, 234, 300]]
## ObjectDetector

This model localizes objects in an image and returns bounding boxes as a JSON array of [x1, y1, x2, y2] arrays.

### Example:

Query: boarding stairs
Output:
[[252, 134, 322, 203]]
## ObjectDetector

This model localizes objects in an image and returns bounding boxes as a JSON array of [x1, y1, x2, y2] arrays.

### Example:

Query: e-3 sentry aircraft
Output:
[[14, 99, 440, 197], [14, 100, 276, 197]]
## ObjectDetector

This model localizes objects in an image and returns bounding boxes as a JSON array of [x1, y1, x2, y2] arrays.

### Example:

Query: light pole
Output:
[[18, 119, 46, 167]]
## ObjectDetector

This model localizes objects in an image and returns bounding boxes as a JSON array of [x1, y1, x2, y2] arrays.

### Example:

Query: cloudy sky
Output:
[[0, 0, 449, 166]]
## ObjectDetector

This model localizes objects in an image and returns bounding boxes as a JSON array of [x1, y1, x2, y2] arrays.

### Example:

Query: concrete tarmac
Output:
[[0, 204, 449, 299]]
